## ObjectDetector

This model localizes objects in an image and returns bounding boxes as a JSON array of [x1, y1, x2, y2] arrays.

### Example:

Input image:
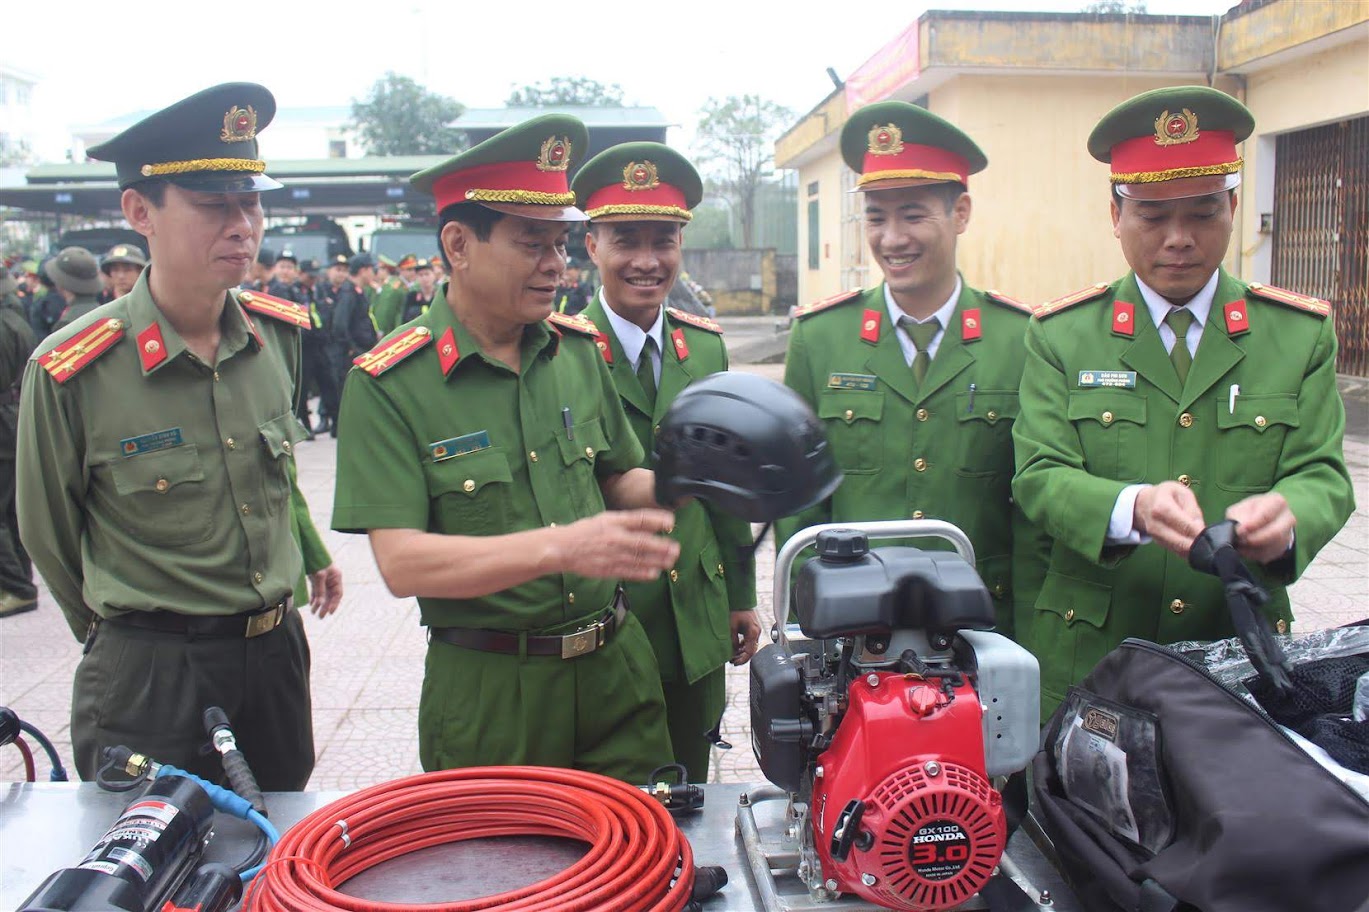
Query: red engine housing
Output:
[[812, 672, 1007, 911]]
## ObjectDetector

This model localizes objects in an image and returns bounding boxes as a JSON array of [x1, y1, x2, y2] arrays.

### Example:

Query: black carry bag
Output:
[[1031, 522, 1369, 912]]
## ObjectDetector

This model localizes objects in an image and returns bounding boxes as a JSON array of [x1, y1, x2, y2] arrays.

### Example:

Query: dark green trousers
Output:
[[72, 609, 314, 790], [418, 611, 672, 785], [661, 665, 726, 782]]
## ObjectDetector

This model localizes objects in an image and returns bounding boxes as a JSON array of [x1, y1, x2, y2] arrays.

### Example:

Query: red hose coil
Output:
[[14, 734, 35, 782], [246, 766, 696, 912]]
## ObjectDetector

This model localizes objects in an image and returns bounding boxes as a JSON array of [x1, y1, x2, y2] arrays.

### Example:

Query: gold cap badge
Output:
[[868, 123, 904, 156], [622, 160, 660, 191], [221, 105, 258, 143], [537, 136, 572, 172], [1153, 108, 1199, 146]]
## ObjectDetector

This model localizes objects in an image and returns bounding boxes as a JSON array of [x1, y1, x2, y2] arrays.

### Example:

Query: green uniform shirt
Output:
[[53, 294, 101, 333], [579, 297, 757, 684], [776, 281, 1042, 632], [17, 270, 307, 640], [331, 297, 645, 630], [370, 278, 408, 337], [1013, 269, 1354, 710]]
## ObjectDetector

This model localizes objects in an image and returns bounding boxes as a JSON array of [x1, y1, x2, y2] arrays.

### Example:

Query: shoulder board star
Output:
[[546, 312, 599, 337], [1034, 283, 1111, 319], [37, 317, 126, 383], [1246, 282, 1330, 318], [666, 307, 723, 334], [353, 326, 433, 377], [238, 289, 311, 330], [793, 288, 863, 320], [984, 289, 1033, 314]]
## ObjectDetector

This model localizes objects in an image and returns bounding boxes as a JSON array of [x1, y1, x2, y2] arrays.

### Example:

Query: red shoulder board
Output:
[[1034, 283, 1111, 319], [984, 289, 1033, 314], [353, 325, 433, 377], [1246, 282, 1330, 318], [793, 288, 862, 319], [546, 312, 599, 337], [238, 290, 311, 330], [666, 307, 723, 334], [37, 317, 126, 383]]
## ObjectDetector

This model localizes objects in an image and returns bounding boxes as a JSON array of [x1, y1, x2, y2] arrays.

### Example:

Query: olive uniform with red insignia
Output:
[[1014, 274, 1353, 713], [776, 284, 1039, 633], [15, 83, 325, 789], [1013, 86, 1354, 714], [17, 271, 319, 788]]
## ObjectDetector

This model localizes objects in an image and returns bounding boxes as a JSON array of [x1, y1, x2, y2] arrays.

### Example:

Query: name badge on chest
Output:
[[120, 428, 184, 457], [1077, 370, 1137, 389], [430, 430, 491, 461], [828, 372, 878, 391]]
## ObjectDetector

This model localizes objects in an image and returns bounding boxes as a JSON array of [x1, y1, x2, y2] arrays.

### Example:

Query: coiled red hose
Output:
[[245, 766, 695, 912]]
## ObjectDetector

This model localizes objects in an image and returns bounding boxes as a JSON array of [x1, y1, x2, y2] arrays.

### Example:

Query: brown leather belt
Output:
[[431, 594, 628, 660], [103, 596, 293, 639]]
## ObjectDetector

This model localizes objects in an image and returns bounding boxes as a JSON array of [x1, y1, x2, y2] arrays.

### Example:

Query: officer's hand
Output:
[[308, 564, 343, 618], [1226, 493, 1296, 564], [730, 610, 761, 666], [560, 510, 680, 581], [1134, 481, 1205, 559]]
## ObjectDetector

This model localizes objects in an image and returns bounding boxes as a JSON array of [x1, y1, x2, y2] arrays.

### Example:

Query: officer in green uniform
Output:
[[1013, 86, 1355, 715], [332, 115, 677, 784], [370, 254, 413, 335], [16, 83, 342, 789], [0, 271, 36, 618], [775, 101, 1042, 634], [47, 247, 104, 332], [571, 143, 759, 779], [100, 243, 147, 303]]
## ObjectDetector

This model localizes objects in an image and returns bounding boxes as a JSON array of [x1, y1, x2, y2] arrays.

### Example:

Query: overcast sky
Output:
[[10, 0, 1240, 159]]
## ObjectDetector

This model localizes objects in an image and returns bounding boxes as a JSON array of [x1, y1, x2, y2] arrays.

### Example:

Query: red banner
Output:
[[844, 21, 921, 109]]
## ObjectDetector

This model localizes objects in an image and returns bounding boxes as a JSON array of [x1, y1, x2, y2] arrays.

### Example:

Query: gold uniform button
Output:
[[154, 478, 170, 493], [1255, 415, 1267, 428], [912, 510, 924, 519], [1101, 411, 1114, 424], [843, 409, 854, 421], [567, 592, 576, 604], [1276, 618, 1287, 635], [914, 458, 927, 472], [213, 371, 221, 383], [653, 424, 661, 436], [240, 504, 250, 515], [584, 446, 594, 458], [1179, 412, 1194, 428], [986, 410, 998, 421], [548, 522, 557, 528], [669, 569, 679, 583], [993, 583, 1006, 597], [226, 437, 236, 449], [717, 563, 725, 576], [1178, 474, 1192, 486], [462, 479, 475, 493], [1064, 608, 1075, 622], [529, 451, 538, 463], [253, 572, 264, 584], [282, 441, 291, 453], [916, 408, 929, 422], [1170, 599, 1186, 615]]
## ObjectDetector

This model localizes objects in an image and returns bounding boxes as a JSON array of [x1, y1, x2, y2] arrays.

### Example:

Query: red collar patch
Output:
[[436, 327, 460, 376], [1223, 300, 1250, 336], [1112, 300, 1136, 337], [860, 308, 881, 345], [961, 308, 982, 342], [671, 327, 689, 361], [137, 322, 168, 371]]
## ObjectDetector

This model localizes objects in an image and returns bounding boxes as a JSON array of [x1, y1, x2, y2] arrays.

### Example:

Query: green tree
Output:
[[1082, 0, 1147, 12], [506, 77, 625, 107], [351, 72, 465, 156], [694, 95, 792, 249]]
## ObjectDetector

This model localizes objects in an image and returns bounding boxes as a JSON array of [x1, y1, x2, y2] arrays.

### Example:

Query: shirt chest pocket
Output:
[[1068, 390, 1148, 483], [1215, 395, 1298, 492], [818, 389, 884, 475], [257, 413, 307, 516], [107, 445, 214, 546], [954, 389, 1019, 476], [555, 417, 609, 518], [425, 448, 514, 534]]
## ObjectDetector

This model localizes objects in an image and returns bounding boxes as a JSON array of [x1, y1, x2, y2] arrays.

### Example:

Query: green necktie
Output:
[[637, 336, 658, 405], [1165, 307, 1195, 385], [900, 316, 941, 386]]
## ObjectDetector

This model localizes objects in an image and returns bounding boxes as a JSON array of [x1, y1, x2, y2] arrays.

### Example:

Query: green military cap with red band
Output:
[[571, 141, 702, 223], [839, 100, 987, 191]]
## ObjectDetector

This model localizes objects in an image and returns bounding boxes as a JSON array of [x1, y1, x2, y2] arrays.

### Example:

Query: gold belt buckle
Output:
[[559, 618, 607, 659], [245, 605, 283, 638]]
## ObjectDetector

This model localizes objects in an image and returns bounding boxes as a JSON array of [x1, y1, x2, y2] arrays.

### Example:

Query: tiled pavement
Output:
[[2, 351, 1366, 788]]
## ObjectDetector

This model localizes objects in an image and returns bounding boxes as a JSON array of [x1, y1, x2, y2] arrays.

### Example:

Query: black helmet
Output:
[[654, 372, 841, 522]]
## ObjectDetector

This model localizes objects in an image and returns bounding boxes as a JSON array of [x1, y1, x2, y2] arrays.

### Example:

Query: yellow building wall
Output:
[[1237, 36, 1369, 282], [796, 152, 856, 305]]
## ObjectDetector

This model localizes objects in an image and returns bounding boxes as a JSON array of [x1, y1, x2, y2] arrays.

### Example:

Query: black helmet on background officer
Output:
[[653, 372, 842, 522], [45, 247, 103, 297]]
